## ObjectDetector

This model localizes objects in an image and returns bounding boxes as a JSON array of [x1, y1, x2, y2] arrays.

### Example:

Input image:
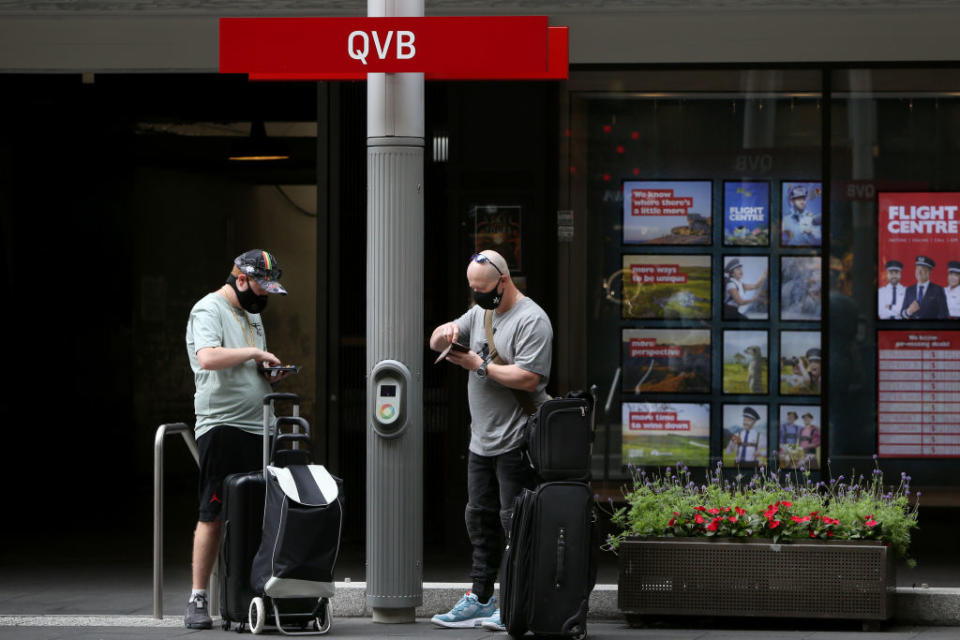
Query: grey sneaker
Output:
[[184, 593, 212, 629]]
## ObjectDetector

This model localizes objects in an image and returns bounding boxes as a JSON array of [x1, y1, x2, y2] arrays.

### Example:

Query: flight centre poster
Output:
[[622, 180, 712, 245], [723, 181, 770, 246], [877, 193, 960, 320], [622, 402, 710, 467]]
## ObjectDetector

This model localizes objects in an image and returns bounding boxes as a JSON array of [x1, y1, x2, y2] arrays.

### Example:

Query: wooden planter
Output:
[[618, 537, 895, 621]]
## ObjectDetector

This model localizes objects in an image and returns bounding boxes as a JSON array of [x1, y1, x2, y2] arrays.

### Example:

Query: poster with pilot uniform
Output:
[[878, 192, 960, 321]]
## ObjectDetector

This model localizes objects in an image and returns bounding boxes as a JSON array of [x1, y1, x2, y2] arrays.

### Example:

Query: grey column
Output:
[[366, 0, 424, 624]]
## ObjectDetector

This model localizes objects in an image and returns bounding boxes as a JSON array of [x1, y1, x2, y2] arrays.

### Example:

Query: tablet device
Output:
[[262, 365, 302, 376]]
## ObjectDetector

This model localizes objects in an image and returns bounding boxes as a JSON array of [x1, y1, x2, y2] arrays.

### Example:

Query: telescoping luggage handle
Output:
[[262, 393, 300, 481], [270, 416, 312, 464]]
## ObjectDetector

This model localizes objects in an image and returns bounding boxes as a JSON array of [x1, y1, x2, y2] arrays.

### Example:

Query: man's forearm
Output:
[[197, 346, 260, 371], [487, 362, 541, 393]]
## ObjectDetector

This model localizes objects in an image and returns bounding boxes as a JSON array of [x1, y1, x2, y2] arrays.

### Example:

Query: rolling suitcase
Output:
[[502, 482, 597, 639], [525, 389, 595, 482], [219, 392, 300, 632]]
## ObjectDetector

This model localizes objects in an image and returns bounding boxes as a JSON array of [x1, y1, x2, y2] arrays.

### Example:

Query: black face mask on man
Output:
[[227, 275, 269, 314], [473, 278, 503, 310]]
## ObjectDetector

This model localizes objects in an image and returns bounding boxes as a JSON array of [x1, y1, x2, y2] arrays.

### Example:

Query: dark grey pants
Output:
[[465, 448, 537, 588]]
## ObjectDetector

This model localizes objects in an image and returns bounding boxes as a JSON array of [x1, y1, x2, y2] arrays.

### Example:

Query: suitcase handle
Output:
[[554, 526, 566, 589], [263, 392, 300, 406], [271, 433, 313, 464]]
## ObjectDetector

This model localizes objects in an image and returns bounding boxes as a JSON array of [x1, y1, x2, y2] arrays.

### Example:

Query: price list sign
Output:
[[877, 331, 960, 458]]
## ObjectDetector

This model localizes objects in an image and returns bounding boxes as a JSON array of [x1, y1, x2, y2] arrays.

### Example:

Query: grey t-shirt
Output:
[[455, 297, 553, 456], [186, 292, 274, 439]]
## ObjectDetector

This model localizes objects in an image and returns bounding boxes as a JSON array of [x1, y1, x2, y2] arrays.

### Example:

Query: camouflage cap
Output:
[[234, 249, 287, 294]]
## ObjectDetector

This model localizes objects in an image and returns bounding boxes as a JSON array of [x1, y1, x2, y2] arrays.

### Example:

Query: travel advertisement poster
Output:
[[877, 192, 960, 320], [780, 181, 823, 247], [723, 181, 770, 246], [722, 404, 769, 466], [621, 254, 712, 319], [622, 180, 712, 245], [622, 402, 710, 467], [621, 329, 711, 394]]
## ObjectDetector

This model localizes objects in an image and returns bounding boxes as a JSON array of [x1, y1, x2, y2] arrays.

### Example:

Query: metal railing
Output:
[[153, 422, 218, 619]]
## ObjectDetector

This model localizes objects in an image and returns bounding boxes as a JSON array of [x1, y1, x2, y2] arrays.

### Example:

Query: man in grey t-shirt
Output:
[[428, 250, 553, 630], [183, 249, 290, 629]]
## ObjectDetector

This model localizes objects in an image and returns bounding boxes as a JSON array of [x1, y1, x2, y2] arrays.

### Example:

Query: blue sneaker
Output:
[[481, 609, 505, 632], [431, 592, 498, 628]]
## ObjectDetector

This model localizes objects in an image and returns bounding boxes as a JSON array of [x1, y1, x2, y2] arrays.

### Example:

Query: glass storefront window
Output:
[[564, 70, 825, 482], [830, 69, 960, 482]]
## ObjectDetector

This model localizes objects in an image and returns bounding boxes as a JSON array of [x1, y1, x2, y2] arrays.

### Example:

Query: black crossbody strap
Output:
[[484, 309, 537, 416]]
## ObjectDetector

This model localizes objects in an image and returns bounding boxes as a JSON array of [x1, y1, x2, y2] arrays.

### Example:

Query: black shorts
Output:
[[197, 426, 262, 522]]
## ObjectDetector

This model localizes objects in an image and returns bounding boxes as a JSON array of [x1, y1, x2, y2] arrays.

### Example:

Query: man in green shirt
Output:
[[183, 249, 290, 629]]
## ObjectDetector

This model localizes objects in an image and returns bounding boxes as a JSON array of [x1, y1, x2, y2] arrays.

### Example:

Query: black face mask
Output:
[[227, 275, 269, 314], [473, 278, 503, 310]]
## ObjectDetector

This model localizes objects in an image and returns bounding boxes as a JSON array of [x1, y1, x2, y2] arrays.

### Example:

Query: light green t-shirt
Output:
[[186, 291, 274, 439]]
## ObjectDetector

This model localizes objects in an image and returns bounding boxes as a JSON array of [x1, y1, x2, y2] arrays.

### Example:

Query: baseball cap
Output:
[[234, 249, 287, 294]]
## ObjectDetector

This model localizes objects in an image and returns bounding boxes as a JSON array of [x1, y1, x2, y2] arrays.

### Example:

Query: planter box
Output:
[[618, 537, 895, 621]]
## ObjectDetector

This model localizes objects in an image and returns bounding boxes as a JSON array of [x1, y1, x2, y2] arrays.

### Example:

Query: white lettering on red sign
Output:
[[348, 30, 417, 65], [630, 338, 682, 358], [630, 264, 687, 285], [628, 411, 691, 431], [886, 205, 959, 235], [630, 189, 694, 216]]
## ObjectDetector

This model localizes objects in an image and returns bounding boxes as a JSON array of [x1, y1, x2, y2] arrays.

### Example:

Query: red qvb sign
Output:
[[220, 16, 567, 81]]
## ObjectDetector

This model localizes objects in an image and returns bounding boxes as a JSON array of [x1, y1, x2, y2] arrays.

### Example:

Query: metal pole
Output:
[[366, 0, 424, 624], [153, 423, 210, 620]]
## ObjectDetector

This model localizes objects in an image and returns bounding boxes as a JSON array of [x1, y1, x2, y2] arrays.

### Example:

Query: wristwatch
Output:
[[475, 360, 489, 379]]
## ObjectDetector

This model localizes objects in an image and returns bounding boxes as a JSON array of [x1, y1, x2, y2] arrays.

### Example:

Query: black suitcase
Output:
[[217, 392, 300, 631], [526, 390, 594, 482], [502, 481, 597, 639], [219, 470, 266, 627]]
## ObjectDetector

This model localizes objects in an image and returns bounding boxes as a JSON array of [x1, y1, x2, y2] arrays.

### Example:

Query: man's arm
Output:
[[444, 349, 541, 392], [197, 346, 280, 371]]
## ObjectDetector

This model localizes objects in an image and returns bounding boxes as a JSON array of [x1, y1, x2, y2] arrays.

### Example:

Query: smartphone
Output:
[[434, 341, 469, 364]]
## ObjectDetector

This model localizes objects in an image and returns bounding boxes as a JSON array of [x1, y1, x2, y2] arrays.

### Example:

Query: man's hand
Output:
[[429, 321, 460, 352], [906, 301, 920, 316], [446, 348, 483, 372], [254, 350, 282, 367]]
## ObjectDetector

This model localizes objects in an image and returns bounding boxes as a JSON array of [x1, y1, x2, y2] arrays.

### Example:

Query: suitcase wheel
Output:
[[315, 598, 332, 634], [569, 623, 587, 640], [249, 597, 266, 635]]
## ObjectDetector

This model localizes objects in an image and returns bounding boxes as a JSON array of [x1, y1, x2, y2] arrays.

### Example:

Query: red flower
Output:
[[694, 514, 705, 524], [791, 515, 811, 523], [735, 506, 746, 516], [764, 505, 778, 519], [706, 520, 719, 532], [781, 501, 793, 508], [693, 506, 707, 512], [769, 519, 781, 530], [668, 517, 676, 527], [827, 531, 834, 537], [708, 508, 721, 515], [673, 512, 680, 516], [729, 516, 738, 523], [809, 510, 819, 517], [723, 507, 731, 512], [809, 530, 816, 538], [865, 519, 878, 528]]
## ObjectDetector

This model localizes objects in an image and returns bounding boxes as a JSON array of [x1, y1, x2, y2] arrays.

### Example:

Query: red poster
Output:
[[877, 192, 960, 320], [877, 331, 960, 458]]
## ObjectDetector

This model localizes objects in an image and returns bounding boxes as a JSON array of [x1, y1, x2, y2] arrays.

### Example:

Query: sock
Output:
[[189, 589, 207, 604], [472, 582, 493, 604]]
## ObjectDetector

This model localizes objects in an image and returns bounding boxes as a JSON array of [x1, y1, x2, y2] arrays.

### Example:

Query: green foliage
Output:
[[605, 460, 919, 566]]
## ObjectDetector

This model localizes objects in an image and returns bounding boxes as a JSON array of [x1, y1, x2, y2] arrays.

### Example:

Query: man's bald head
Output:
[[467, 250, 509, 287]]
